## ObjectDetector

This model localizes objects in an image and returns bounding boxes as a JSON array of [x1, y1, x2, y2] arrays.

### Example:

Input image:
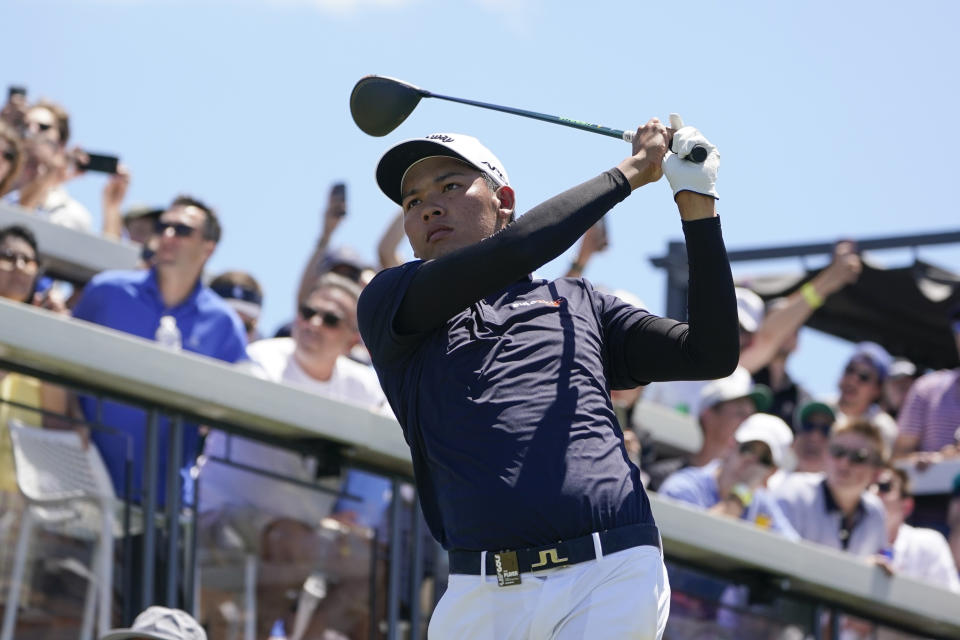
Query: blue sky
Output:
[[6, 0, 959, 398]]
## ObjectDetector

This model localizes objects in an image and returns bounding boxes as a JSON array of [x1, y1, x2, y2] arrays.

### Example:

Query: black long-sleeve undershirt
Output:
[[393, 168, 739, 383]]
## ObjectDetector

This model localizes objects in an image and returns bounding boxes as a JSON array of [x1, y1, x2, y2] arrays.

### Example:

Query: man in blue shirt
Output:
[[358, 117, 738, 639], [72, 195, 247, 507]]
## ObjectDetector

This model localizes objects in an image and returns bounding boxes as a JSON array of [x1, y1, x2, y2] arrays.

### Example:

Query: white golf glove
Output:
[[662, 114, 720, 199]]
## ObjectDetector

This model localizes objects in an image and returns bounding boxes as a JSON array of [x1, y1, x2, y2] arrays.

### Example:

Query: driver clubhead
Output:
[[350, 75, 426, 137]]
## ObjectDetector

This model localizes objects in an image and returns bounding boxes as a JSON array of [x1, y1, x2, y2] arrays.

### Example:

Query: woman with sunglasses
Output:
[[8, 100, 93, 233], [0, 225, 71, 556]]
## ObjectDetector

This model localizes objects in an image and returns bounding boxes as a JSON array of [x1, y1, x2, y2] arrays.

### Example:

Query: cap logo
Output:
[[480, 161, 506, 183], [426, 133, 454, 143]]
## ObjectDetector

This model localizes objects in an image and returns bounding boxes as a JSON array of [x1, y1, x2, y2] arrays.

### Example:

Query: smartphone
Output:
[[7, 86, 26, 99], [330, 182, 347, 217], [77, 152, 120, 174]]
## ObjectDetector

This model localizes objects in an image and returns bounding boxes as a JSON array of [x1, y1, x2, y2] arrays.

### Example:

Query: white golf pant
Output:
[[429, 544, 670, 639]]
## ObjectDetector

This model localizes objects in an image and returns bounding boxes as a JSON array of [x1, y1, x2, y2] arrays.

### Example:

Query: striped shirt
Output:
[[898, 368, 960, 452]]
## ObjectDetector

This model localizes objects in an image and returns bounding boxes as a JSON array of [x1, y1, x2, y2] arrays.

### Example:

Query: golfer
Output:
[[358, 117, 737, 639]]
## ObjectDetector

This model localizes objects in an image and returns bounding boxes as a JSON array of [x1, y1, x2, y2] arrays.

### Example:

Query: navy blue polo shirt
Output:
[[358, 264, 656, 551], [72, 268, 248, 506]]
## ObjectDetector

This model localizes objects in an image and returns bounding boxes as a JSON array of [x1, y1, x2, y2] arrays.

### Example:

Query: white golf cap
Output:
[[100, 606, 207, 640], [376, 132, 510, 205], [734, 413, 794, 468], [697, 366, 772, 416], [736, 287, 765, 333]]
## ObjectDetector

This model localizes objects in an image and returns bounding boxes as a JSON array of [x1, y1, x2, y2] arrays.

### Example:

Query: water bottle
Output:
[[268, 618, 288, 640], [155, 315, 182, 351]]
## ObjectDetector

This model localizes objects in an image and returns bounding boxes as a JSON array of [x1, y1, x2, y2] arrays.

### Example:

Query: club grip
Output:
[[621, 130, 707, 164]]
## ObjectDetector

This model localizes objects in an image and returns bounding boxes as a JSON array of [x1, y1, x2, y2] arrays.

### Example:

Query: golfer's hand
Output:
[[618, 118, 669, 190], [662, 114, 719, 199]]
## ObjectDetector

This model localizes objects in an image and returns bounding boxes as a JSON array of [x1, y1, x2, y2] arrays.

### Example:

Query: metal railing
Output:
[[1, 299, 959, 638]]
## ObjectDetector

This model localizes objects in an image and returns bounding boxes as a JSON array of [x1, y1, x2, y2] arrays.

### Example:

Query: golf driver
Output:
[[350, 75, 707, 163]]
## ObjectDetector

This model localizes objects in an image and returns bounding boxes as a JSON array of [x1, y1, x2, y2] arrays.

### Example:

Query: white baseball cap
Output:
[[736, 287, 765, 333], [734, 413, 794, 468], [376, 132, 510, 205], [697, 366, 772, 416], [100, 606, 207, 640]]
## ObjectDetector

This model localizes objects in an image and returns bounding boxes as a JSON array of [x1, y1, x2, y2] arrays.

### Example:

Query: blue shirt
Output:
[[659, 461, 800, 541], [72, 268, 248, 505], [358, 264, 654, 551]]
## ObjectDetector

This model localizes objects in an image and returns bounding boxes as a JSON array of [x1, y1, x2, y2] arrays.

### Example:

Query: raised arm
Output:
[[612, 117, 738, 383], [295, 184, 346, 305], [393, 119, 671, 335], [740, 241, 861, 373], [377, 208, 406, 270]]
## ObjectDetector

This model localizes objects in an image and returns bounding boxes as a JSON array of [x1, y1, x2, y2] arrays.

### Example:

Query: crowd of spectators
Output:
[[1, 87, 959, 639]]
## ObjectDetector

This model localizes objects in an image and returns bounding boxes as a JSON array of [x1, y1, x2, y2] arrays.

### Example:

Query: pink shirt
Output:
[[898, 369, 960, 451]]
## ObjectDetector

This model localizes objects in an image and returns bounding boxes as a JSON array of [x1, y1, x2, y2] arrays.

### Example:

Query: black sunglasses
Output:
[[828, 443, 878, 465], [155, 221, 199, 237], [843, 365, 876, 384], [0, 249, 39, 273], [298, 305, 344, 329], [799, 421, 831, 436], [738, 441, 774, 467]]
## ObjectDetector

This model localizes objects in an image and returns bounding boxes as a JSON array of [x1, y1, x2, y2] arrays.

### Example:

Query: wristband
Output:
[[569, 261, 585, 274], [801, 282, 824, 310]]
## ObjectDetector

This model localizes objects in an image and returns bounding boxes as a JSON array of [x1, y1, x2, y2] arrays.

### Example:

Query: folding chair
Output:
[[1, 420, 115, 640]]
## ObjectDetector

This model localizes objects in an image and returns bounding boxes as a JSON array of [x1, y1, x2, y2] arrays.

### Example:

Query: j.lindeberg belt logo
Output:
[[530, 548, 569, 570]]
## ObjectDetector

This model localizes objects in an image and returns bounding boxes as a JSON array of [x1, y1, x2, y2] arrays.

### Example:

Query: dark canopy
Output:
[[738, 259, 960, 371]]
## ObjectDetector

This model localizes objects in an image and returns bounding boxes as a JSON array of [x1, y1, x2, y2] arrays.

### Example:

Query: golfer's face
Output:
[[400, 156, 503, 260]]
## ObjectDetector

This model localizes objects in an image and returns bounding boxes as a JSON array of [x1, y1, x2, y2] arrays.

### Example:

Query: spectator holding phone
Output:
[[0, 86, 28, 133], [645, 367, 771, 490], [8, 99, 93, 233], [296, 183, 350, 302], [100, 163, 130, 241], [660, 413, 799, 538]]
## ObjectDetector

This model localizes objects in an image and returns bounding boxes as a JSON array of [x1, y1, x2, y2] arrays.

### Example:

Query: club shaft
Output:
[[422, 89, 706, 163], [423, 91, 629, 141]]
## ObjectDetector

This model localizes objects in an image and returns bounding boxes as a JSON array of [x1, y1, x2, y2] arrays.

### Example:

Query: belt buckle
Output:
[[530, 546, 570, 572], [493, 550, 521, 587]]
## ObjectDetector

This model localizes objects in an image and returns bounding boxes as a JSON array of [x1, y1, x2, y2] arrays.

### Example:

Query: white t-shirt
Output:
[[199, 338, 391, 521], [37, 186, 93, 233], [890, 523, 960, 593]]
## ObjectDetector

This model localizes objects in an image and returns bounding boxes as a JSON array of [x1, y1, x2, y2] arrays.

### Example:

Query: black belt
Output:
[[448, 523, 661, 576]]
